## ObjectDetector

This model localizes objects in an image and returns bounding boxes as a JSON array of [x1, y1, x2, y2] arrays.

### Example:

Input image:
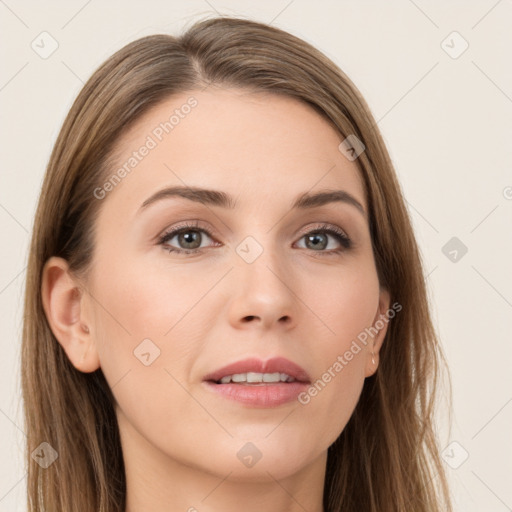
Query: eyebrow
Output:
[[139, 186, 366, 218]]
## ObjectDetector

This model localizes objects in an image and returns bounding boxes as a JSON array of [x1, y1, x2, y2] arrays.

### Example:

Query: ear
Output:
[[364, 287, 391, 377], [41, 256, 100, 373]]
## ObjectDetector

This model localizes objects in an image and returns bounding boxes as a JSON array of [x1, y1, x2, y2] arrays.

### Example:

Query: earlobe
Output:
[[365, 287, 391, 377], [41, 257, 100, 373]]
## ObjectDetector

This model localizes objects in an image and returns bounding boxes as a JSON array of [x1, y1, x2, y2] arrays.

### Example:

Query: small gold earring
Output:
[[372, 352, 376, 365], [82, 324, 89, 333]]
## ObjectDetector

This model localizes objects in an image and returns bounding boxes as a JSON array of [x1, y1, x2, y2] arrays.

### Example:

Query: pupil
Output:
[[179, 231, 201, 249], [307, 233, 327, 250]]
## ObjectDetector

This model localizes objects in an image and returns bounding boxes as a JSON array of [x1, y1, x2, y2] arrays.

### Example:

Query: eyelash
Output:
[[158, 221, 352, 256]]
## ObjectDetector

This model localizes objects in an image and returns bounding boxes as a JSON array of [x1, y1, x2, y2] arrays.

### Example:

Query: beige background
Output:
[[1, 1, 511, 510]]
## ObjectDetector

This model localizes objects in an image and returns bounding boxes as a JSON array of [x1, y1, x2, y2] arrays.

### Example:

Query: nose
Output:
[[226, 244, 298, 331]]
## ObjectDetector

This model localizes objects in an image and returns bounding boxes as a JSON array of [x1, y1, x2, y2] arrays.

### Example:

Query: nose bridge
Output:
[[236, 230, 289, 285], [227, 233, 297, 329]]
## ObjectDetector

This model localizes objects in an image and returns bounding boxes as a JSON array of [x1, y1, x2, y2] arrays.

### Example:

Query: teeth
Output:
[[217, 372, 296, 384], [247, 372, 264, 383]]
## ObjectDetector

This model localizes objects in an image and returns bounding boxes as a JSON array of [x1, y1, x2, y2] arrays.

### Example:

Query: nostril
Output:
[[243, 315, 257, 322]]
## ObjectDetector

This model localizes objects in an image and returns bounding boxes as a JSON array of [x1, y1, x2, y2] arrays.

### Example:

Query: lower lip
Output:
[[203, 381, 309, 407]]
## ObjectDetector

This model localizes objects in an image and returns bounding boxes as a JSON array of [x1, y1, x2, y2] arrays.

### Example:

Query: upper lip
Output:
[[203, 357, 311, 384]]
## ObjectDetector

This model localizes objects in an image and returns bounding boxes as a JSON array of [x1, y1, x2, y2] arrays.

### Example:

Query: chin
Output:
[[218, 455, 312, 483], [201, 434, 319, 482]]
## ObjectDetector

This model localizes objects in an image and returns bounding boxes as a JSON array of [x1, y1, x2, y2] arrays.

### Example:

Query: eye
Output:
[[295, 224, 351, 254], [157, 221, 352, 256], [158, 222, 218, 254]]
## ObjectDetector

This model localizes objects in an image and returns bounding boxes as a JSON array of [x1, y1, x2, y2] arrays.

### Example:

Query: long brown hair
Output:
[[21, 16, 453, 511]]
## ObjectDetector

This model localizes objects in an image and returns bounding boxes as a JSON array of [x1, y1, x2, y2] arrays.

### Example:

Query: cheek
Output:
[[87, 257, 213, 444], [301, 361, 366, 447], [303, 256, 380, 344], [294, 261, 378, 439], [90, 250, 220, 339], [87, 253, 220, 390]]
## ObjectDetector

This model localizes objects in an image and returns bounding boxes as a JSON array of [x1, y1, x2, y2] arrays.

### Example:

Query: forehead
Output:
[[101, 87, 367, 215]]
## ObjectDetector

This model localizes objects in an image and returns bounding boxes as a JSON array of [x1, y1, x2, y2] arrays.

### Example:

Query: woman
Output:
[[21, 16, 453, 512]]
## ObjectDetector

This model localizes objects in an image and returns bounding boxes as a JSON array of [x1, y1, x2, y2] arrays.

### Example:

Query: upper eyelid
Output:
[[159, 221, 347, 236], [159, 222, 216, 241]]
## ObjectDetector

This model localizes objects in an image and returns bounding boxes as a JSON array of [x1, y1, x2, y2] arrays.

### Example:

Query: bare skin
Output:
[[42, 86, 390, 512]]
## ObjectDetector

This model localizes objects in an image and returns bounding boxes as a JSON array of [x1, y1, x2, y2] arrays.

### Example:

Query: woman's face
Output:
[[74, 87, 390, 480]]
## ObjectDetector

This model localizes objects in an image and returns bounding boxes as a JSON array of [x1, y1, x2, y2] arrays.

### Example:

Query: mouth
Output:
[[202, 357, 311, 407], [203, 356, 311, 385], [212, 371, 300, 385]]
